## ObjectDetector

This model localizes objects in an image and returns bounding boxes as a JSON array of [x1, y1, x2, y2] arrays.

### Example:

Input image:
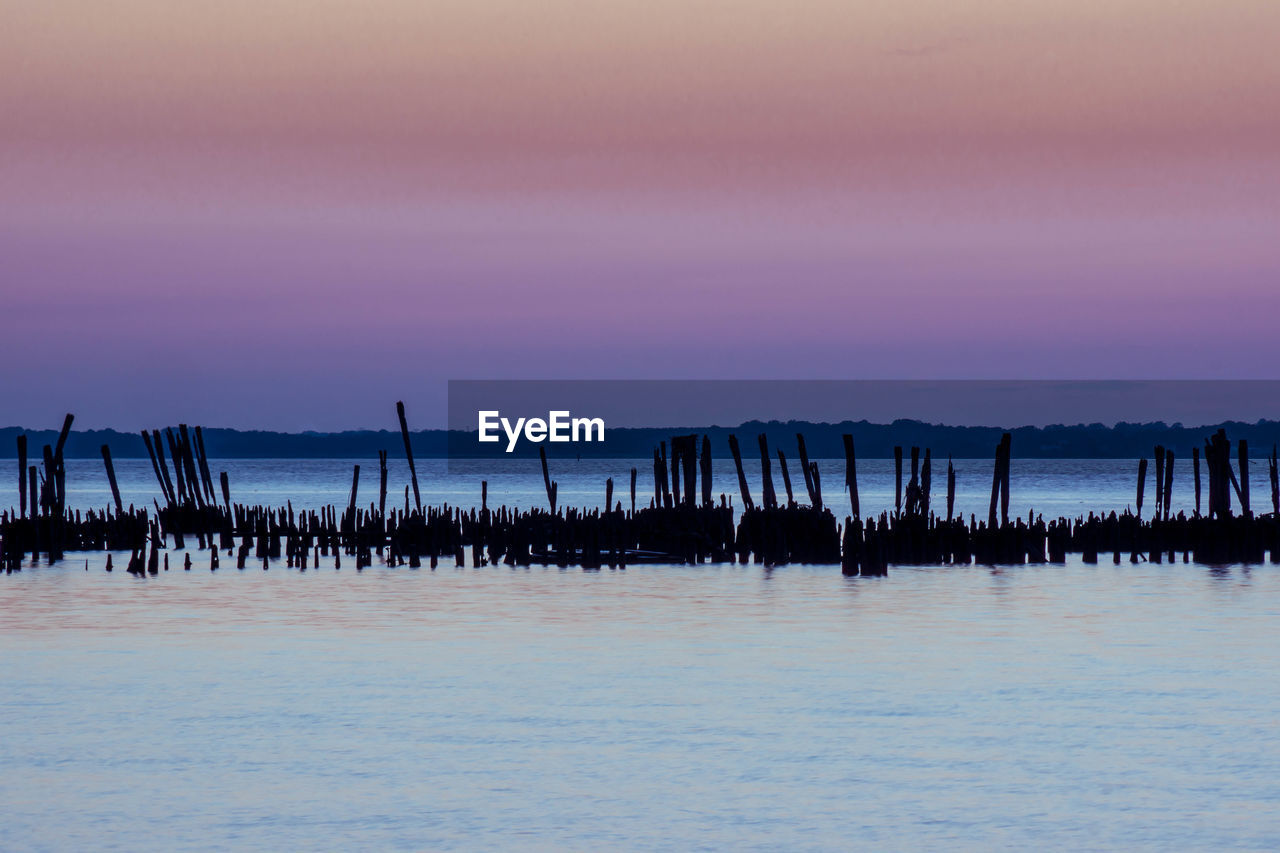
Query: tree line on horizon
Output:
[[5, 418, 1280, 460]]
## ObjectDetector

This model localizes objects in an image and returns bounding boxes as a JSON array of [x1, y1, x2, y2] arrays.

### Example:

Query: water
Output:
[[45, 455, 1277, 520], [5, 460, 1280, 849]]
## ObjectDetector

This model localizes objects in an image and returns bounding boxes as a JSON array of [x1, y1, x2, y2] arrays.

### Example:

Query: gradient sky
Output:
[[3, 0, 1278, 430]]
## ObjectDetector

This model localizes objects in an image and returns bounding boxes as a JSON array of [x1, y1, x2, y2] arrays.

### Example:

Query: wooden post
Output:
[[194, 426, 216, 503], [1239, 439, 1251, 517], [988, 439, 1001, 528], [220, 471, 231, 511], [101, 444, 123, 514], [796, 434, 816, 506], [396, 401, 422, 514], [700, 435, 712, 508], [921, 449, 932, 517], [378, 449, 388, 518], [757, 434, 777, 509], [1153, 445, 1165, 516], [539, 446, 557, 513], [777, 449, 794, 506], [1270, 445, 1279, 516], [894, 446, 903, 513], [1136, 457, 1148, 517], [999, 433, 1011, 527], [630, 467, 637, 515], [347, 464, 360, 516], [842, 434, 859, 519], [669, 439, 682, 506], [681, 435, 698, 509], [728, 435, 753, 511], [1162, 449, 1173, 521], [946, 457, 956, 521], [1193, 446, 1201, 517], [53, 413, 74, 460]]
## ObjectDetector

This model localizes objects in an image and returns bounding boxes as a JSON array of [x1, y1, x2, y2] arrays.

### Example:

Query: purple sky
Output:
[[3, 1, 1278, 430]]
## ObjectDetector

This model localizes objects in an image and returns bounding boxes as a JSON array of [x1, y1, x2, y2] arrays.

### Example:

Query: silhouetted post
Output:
[[669, 439, 682, 505], [378, 450, 388, 517], [16, 434, 26, 520], [842, 434, 859, 519], [1193, 447, 1202, 516], [921, 449, 932, 517], [1239, 439, 1251, 517], [220, 471, 231, 511], [796, 434, 817, 506], [700, 436, 712, 508], [894, 446, 904, 513], [999, 433, 1011, 526], [946, 457, 956, 521], [1270, 445, 1279, 516], [1162, 449, 1173, 520], [101, 444, 123, 514], [152, 430, 177, 505], [194, 426, 216, 502], [728, 435, 753, 511], [1154, 446, 1165, 516], [988, 441, 1002, 529], [630, 467, 637, 514], [347, 464, 360, 517], [539, 446, 557, 513], [396, 401, 422, 513], [54, 413, 74, 461], [605, 477, 613, 513], [757, 434, 777, 509], [28, 465, 37, 524], [682, 435, 698, 509], [1136, 458, 1148, 517], [777, 449, 794, 506]]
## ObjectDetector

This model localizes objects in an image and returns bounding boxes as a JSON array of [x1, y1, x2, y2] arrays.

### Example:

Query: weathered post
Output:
[[728, 435, 753, 511], [378, 449, 388, 518], [1136, 457, 1148, 517], [894, 446, 904, 513], [793, 434, 813, 506], [101, 444, 124, 514], [396, 401, 422, 514], [539, 446, 557, 513], [347, 464, 360, 517], [999, 433, 1011, 527], [842, 434, 859, 519], [757, 434, 777, 509], [1192, 446, 1202, 517], [946, 457, 956, 521], [1154, 445, 1165, 516], [700, 435, 712, 508], [1239, 439, 1251, 517], [777, 449, 795, 506]]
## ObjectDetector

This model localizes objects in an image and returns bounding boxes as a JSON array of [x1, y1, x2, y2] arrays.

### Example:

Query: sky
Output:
[[2, 0, 1278, 430]]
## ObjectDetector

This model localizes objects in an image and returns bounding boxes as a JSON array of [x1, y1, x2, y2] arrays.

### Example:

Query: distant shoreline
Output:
[[5, 419, 1280, 460]]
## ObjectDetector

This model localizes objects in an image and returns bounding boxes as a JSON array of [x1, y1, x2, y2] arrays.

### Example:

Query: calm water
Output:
[[45, 455, 1278, 519], [4, 460, 1280, 849]]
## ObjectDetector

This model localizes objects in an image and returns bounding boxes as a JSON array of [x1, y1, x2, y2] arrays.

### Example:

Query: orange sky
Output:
[[4, 0, 1278, 201]]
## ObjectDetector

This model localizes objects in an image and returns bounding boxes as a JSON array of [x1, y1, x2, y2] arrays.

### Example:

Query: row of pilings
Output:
[[5, 409, 1280, 575], [8, 499, 1280, 576]]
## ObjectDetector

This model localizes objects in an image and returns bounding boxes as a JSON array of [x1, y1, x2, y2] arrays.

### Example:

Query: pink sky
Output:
[[2, 0, 1278, 429]]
